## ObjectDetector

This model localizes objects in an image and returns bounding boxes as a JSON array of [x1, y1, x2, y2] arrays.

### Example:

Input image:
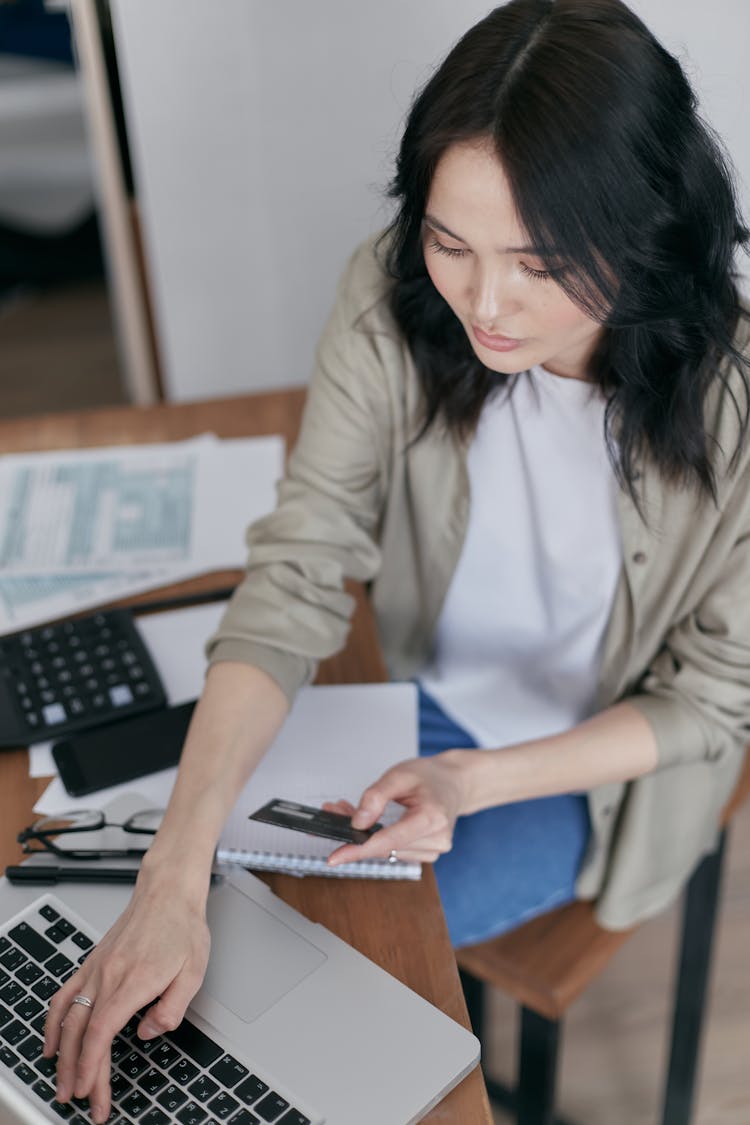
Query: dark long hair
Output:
[[383, 0, 749, 502]]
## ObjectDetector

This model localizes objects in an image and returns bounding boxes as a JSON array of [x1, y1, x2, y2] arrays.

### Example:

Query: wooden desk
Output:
[[0, 392, 492, 1124]]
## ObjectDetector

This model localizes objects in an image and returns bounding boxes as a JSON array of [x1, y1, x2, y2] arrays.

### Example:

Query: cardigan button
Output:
[[632, 551, 647, 565]]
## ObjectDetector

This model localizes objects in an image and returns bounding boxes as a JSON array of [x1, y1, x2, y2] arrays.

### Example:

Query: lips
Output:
[[472, 325, 525, 352]]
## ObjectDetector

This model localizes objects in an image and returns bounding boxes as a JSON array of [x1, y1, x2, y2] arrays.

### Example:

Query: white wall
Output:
[[110, 0, 750, 402]]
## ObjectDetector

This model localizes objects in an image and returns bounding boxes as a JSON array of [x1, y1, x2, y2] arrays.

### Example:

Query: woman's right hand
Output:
[[43, 864, 211, 1124]]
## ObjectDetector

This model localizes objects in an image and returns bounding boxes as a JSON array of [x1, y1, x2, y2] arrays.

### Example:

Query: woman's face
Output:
[[422, 140, 604, 380]]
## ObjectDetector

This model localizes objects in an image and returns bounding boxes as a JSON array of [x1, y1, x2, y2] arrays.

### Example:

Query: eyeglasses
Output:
[[17, 809, 164, 860]]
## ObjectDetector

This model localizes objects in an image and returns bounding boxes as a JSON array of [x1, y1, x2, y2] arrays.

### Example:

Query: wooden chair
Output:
[[456, 752, 750, 1125]]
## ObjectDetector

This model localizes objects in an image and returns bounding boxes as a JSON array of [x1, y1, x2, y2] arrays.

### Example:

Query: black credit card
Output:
[[249, 798, 383, 846]]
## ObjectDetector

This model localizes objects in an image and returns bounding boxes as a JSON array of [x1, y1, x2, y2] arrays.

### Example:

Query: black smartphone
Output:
[[51, 701, 196, 797]]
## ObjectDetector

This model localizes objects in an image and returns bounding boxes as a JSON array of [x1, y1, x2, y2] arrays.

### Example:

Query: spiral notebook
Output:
[[215, 682, 421, 880]]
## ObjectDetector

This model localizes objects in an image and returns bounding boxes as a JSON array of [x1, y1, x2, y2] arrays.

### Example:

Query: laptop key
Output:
[[32, 1077, 56, 1101], [0, 1002, 12, 1026], [0, 946, 27, 971], [209, 1054, 249, 1088], [17, 961, 44, 984], [138, 1066, 168, 1095], [151, 1041, 180, 1068], [156, 1082, 188, 1111], [120, 1089, 152, 1117], [111, 1035, 129, 1063], [109, 1070, 133, 1099], [141, 1110, 171, 1125], [189, 1074, 219, 1102], [168, 1019, 223, 1067], [121, 1049, 150, 1079], [32, 975, 60, 1001], [51, 1101, 75, 1118], [255, 1093, 289, 1122], [14, 994, 43, 1020], [10, 922, 55, 962], [227, 1112, 261, 1125], [207, 1091, 239, 1119], [0, 980, 25, 1004], [170, 1057, 199, 1085], [35, 1055, 58, 1078], [277, 1112, 311, 1125], [176, 1103, 208, 1125], [18, 1033, 44, 1061], [1, 1018, 29, 1045], [0, 1043, 19, 1066], [46, 953, 75, 978], [235, 1075, 268, 1105], [14, 1061, 36, 1085]]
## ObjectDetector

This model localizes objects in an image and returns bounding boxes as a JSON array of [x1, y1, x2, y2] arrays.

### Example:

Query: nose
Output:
[[469, 261, 522, 328]]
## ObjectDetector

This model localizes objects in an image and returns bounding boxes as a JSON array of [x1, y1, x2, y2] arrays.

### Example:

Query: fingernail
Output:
[[140, 1022, 158, 1038]]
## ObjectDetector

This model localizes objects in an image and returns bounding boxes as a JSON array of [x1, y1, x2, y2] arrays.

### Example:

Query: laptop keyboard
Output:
[[0, 896, 314, 1125]]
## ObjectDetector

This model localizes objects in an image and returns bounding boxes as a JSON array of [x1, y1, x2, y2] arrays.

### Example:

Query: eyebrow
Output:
[[423, 213, 542, 256]]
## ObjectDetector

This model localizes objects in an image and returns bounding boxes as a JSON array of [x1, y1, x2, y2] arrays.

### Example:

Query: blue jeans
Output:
[[418, 686, 590, 948]]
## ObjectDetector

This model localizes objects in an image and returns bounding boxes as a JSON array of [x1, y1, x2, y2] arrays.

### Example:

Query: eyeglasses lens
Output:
[[32, 810, 104, 835], [126, 809, 164, 833]]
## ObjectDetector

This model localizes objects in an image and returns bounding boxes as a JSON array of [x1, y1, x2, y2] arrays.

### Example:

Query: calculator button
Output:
[[62, 685, 77, 698], [42, 704, 67, 726], [40, 690, 56, 704], [57, 670, 73, 683], [20, 696, 33, 711], [84, 678, 99, 692], [91, 694, 107, 709], [16, 681, 29, 695], [26, 713, 40, 728], [109, 684, 133, 707], [69, 699, 86, 716], [134, 682, 152, 697]]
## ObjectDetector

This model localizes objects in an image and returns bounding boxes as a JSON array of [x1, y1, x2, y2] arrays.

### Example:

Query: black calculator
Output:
[[0, 609, 167, 747]]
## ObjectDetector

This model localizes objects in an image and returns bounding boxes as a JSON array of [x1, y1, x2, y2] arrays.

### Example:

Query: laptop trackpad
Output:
[[202, 882, 327, 1023]]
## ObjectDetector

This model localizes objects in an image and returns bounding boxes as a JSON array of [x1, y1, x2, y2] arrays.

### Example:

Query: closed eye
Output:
[[519, 262, 551, 281], [428, 237, 468, 259]]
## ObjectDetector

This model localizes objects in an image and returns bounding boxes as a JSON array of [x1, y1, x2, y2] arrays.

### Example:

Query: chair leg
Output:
[[516, 1006, 562, 1125], [460, 971, 575, 1125], [661, 829, 728, 1125]]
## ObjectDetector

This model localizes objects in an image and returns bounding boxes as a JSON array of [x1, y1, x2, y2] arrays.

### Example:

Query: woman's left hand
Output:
[[324, 750, 475, 866]]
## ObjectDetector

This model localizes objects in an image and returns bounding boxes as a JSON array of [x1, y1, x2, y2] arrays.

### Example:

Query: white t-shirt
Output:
[[419, 365, 622, 748]]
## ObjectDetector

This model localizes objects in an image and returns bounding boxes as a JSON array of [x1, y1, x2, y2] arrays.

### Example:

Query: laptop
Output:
[[0, 798, 479, 1125]]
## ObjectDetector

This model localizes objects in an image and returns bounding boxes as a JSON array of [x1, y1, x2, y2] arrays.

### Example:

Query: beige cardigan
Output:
[[208, 237, 750, 930]]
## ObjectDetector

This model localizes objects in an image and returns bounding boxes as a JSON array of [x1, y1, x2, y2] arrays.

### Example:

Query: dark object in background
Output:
[[0, 0, 107, 298], [0, 212, 105, 297], [0, 0, 74, 66]]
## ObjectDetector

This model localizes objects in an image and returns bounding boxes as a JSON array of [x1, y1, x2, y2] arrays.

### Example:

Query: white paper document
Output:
[[33, 683, 419, 830], [0, 435, 283, 633]]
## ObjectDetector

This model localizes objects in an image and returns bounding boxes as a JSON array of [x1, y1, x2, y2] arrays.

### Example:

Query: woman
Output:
[[45, 1, 750, 1119]]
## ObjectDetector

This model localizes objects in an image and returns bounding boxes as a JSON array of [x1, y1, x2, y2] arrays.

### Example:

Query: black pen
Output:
[[5, 866, 223, 886]]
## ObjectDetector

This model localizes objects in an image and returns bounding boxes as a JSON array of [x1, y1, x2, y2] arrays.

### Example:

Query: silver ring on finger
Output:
[[388, 850, 399, 865], [71, 995, 94, 1010]]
